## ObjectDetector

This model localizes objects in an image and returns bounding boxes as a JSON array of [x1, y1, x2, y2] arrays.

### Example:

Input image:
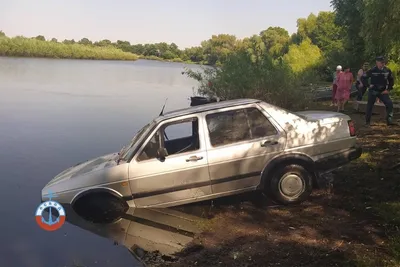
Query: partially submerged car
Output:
[[42, 98, 362, 210]]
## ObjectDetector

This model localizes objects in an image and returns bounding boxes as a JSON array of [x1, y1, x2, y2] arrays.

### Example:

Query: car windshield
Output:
[[119, 121, 155, 160]]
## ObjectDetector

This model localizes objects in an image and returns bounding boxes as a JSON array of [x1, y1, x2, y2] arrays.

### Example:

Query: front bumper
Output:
[[314, 145, 362, 172]]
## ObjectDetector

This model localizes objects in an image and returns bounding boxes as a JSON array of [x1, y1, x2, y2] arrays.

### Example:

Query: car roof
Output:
[[157, 98, 261, 122]]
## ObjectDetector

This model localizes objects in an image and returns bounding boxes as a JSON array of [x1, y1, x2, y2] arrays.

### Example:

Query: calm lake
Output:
[[0, 57, 202, 267]]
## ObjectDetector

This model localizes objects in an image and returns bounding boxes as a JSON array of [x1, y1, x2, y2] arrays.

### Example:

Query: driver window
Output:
[[137, 117, 200, 161], [137, 132, 160, 161], [163, 118, 200, 156]]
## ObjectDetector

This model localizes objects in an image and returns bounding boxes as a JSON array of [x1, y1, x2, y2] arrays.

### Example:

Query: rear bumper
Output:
[[314, 146, 362, 172]]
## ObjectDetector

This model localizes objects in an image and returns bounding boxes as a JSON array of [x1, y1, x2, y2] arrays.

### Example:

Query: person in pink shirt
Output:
[[331, 65, 342, 106], [335, 66, 354, 112]]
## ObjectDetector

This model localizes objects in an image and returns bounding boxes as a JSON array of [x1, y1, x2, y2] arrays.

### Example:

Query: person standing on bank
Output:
[[361, 56, 395, 126], [356, 62, 369, 101], [335, 66, 353, 112], [331, 65, 342, 106]]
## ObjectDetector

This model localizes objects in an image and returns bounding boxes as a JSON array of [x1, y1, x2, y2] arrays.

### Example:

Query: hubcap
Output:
[[279, 173, 304, 198]]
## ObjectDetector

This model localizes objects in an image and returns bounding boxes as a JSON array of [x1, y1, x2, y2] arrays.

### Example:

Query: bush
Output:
[[387, 62, 400, 100], [184, 49, 310, 110]]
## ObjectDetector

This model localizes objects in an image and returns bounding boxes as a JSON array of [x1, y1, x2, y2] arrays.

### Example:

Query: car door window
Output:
[[247, 107, 278, 138], [206, 107, 277, 147], [163, 118, 199, 155], [137, 117, 200, 161], [137, 132, 161, 161]]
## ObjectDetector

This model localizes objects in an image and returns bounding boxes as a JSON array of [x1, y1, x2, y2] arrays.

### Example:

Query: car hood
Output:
[[47, 152, 119, 186]]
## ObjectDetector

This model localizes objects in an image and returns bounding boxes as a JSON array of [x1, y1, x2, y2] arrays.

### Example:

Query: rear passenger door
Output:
[[203, 104, 286, 195]]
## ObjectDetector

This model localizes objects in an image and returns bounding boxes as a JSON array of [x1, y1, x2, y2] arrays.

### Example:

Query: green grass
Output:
[[375, 202, 400, 265], [376, 202, 400, 226], [0, 36, 138, 61], [357, 152, 378, 168]]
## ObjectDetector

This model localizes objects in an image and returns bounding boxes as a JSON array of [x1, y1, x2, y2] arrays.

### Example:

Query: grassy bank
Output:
[[0, 36, 138, 61], [137, 54, 203, 65], [150, 105, 399, 267]]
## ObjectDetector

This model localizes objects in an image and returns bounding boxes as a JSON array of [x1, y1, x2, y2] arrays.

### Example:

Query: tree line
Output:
[[184, 0, 400, 109], [1, 1, 399, 71], [0, 0, 399, 106]]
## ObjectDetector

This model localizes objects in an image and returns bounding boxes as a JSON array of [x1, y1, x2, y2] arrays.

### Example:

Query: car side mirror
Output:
[[157, 147, 168, 161]]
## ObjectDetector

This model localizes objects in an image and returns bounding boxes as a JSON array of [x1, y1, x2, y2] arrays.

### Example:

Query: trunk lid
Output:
[[295, 110, 349, 124]]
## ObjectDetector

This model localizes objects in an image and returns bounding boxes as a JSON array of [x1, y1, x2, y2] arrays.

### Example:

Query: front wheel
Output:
[[267, 164, 313, 205], [73, 193, 128, 223]]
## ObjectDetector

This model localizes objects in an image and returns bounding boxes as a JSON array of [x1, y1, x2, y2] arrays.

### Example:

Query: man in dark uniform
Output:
[[361, 56, 395, 126]]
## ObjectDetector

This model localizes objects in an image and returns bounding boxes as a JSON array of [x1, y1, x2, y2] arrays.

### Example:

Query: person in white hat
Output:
[[331, 65, 342, 106]]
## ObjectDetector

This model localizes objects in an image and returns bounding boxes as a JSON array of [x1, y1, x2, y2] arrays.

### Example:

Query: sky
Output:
[[1, 0, 333, 49]]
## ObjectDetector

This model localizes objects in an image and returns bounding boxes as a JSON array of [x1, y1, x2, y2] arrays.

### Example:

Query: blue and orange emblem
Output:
[[35, 191, 66, 231]]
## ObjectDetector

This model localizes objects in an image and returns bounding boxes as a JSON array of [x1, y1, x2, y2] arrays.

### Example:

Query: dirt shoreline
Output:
[[141, 107, 400, 267]]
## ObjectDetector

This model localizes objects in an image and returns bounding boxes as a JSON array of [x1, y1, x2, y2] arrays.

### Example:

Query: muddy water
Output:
[[0, 57, 202, 267]]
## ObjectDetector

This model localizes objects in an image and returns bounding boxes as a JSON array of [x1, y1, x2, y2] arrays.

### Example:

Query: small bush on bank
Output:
[[184, 49, 312, 111]]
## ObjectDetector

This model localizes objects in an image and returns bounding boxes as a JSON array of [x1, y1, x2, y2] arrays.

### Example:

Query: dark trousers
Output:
[[356, 82, 367, 101], [365, 90, 393, 124]]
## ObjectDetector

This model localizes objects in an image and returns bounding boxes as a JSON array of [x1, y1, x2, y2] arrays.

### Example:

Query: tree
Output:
[[311, 12, 344, 53], [131, 44, 145, 55], [182, 46, 204, 62], [294, 12, 344, 54], [330, 0, 365, 65], [238, 35, 266, 65], [35, 35, 45, 41], [283, 38, 322, 74], [143, 43, 159, 57], [62, 39, 75, 45], [168, 43, 181, 58], [50, 38, 58, 43], [201, 34, 237, 65], [114, 40, 131, 52], [259, 27, 290, 58], [361, 0, 400, 60], [78, 38, 92, 45], [94, 39, 112, 47], [296, 13, 317, 44], [0, 31, 5, 37]]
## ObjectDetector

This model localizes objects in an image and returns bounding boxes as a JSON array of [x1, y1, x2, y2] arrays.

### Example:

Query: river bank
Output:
[[144, 104, 400, 267], [0, 36, 138, 61]]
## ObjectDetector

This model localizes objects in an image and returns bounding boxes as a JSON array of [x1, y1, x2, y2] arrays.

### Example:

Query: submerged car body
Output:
[[42, 98, 362, 208]]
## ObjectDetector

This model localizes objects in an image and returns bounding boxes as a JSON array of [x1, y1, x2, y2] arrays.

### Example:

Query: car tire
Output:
[[267, 164, 313, 205], [73, 193, 128, 223]]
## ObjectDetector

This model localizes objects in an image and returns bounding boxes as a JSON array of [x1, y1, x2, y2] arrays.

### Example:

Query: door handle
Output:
[[261, 140, 279, 147], [186, 156, 203, 162]]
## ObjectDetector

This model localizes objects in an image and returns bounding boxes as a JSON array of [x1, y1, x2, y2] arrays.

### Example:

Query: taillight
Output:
[[348, 120, 356, 136]]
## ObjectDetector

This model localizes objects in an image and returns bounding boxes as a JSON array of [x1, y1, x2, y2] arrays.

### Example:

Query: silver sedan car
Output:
[[42, 98, 362, 210]]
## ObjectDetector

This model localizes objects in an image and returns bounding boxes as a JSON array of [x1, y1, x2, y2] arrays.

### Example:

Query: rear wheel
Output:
[[267, 164, 313, 205], [73, 192, 128, 223]]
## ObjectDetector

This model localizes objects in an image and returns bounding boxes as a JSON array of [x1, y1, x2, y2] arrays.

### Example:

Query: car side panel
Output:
[[284, 137, 357, 157], [203, 104, 287, 194], [128, 114, 212, 208]]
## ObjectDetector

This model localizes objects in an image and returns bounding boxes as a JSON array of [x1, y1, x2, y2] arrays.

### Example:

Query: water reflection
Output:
[[64, 205, 204, 264], [0, 57, 202, 267]]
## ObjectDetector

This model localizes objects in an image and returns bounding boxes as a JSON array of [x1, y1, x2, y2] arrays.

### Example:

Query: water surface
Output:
[[0, 57, 201, 267]]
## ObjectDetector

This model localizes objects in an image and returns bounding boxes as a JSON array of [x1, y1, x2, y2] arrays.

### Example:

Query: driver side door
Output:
[[128, 114, 211, 207]]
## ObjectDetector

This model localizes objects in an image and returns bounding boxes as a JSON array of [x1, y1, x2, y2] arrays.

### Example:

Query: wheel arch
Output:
[[259, 153, 318, 190], [71, 187, 125, 207]]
